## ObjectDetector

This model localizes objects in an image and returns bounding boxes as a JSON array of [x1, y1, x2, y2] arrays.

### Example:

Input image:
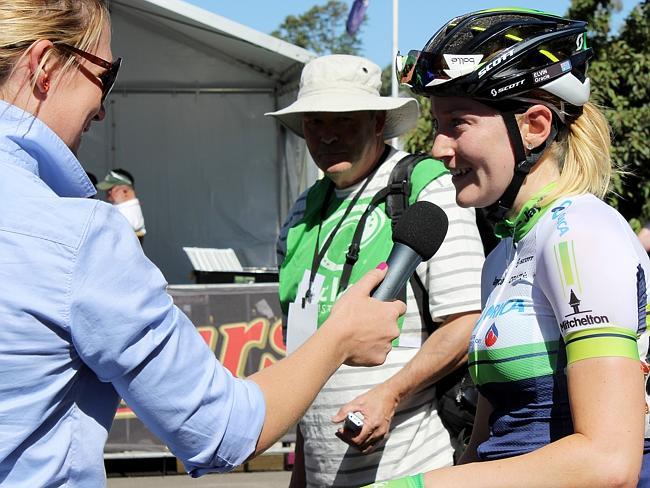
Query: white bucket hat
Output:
[[266, 54, 419, 139]]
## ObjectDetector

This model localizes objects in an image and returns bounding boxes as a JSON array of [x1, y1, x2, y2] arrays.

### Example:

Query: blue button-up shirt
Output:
[[0, 100, 265, 487]]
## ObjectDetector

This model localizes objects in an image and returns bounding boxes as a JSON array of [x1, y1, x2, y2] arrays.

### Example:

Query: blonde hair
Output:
[[0, 0, 109, 93], [530, 93, 614, 207]]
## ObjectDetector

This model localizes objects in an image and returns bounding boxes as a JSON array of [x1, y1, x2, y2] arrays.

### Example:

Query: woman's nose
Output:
[[431, 133, 454, 161]]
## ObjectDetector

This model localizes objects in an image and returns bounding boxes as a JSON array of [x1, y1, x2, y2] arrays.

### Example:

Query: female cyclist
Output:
[[366, 8, 650, 488]]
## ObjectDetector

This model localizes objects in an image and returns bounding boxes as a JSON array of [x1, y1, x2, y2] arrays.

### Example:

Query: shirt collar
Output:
[[0, 100, 96, 198], [494, 182, 557, 242]]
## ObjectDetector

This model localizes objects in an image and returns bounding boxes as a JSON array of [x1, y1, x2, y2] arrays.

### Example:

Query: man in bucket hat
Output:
[[268, 55, 485, 487]]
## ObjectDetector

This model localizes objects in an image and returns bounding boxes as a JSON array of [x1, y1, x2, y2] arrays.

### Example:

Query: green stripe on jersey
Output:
[[565, 326, 639, 364], [469, 341, 559, 385], [553, 240, 583, 296], [362, 473, 424, 488]]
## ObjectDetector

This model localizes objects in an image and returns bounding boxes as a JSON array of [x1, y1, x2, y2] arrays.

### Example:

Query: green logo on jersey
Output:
[[553, 240, 582, 298], [319, 201, 388, 272]]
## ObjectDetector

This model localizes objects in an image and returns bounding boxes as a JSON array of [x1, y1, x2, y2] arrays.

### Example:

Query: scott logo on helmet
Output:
[[478, 48, 515, 78], [490, 79, 525, 97]]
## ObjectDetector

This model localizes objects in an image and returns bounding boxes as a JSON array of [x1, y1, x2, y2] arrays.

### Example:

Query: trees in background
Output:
[[569, 0, 649, 227], [271, 0, 362, 56]]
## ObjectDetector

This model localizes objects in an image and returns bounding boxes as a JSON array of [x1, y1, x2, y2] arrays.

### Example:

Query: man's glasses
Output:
[[56, 43, 122, 101]]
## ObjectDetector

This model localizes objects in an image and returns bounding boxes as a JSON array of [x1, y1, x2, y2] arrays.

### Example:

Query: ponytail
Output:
[[539, 102, 614, 207]]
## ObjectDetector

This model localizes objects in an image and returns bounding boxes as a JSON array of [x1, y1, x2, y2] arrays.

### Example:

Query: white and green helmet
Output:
[[397, 8, 592, 114]]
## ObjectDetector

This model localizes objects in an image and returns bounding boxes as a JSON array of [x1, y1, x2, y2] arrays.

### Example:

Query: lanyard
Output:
[[302, 146, 390, 307]]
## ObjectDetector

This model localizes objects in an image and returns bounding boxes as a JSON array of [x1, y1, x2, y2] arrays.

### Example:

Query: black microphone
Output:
[[372, 201, 449, 301]]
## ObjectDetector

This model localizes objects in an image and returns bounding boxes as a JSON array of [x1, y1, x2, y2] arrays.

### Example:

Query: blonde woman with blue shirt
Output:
[[0, 1, 405, 485]]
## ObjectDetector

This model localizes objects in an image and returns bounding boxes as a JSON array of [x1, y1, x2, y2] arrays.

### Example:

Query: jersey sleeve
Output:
[[415, 173, 484, 320], [536, 197, 642, 364]]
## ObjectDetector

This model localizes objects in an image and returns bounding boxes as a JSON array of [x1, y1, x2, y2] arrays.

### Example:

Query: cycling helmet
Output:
[[397, 8, 593, 220]]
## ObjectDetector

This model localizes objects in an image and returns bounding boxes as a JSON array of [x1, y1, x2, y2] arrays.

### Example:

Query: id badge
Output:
[[286, 271, 325, 354]]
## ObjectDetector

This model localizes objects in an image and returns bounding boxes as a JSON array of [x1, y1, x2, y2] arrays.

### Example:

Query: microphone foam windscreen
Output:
[[392, 201, 449, 261]]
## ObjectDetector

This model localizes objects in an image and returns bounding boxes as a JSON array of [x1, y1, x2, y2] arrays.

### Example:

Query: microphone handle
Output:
[[372, 243, 422, 301]]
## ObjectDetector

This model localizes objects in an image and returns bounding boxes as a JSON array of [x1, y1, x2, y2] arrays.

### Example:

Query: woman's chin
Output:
[[453, 181, 480, 208]]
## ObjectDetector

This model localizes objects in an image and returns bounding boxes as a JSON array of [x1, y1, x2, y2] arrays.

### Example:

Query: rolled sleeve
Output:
[[189, 379, 266, 475], [69, 203, 265, 473]]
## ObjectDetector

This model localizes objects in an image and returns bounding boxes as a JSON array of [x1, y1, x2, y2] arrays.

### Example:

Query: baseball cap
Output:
[[96, 169, 134, 190]]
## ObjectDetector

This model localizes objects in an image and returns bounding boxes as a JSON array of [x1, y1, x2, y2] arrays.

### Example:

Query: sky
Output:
[[185, 0, 640, 68]]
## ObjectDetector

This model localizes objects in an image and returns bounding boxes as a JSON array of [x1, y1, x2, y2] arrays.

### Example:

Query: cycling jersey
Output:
[[469, 191, 650, 460]]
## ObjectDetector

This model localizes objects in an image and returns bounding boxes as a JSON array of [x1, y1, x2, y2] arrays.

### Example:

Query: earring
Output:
[[526, 142, 533, 150], [42, 78, 50, 92]]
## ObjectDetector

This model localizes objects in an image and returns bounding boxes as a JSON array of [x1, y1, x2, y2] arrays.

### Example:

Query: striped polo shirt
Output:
[[277, 147, 484, 487]]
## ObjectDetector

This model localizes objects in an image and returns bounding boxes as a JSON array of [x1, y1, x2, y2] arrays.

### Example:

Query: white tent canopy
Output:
[[80, 0, 317, 283]]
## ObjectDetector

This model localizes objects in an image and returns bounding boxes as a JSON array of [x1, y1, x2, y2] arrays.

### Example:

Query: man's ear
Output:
[[27, 40, 56, 97], [521, 104, 553, 150]]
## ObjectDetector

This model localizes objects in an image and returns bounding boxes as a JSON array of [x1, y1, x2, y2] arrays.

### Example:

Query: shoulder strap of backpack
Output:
[[338, 152, 434, 297], [385, 152, 431, 231], [385, 152, 439, 335]]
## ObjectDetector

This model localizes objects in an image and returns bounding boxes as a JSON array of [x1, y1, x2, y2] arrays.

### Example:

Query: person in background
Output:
[[97, 167, 146, 242], [366, 8, 650, 487], [268, 54, 484, 487], [0, 1, 405, 486]]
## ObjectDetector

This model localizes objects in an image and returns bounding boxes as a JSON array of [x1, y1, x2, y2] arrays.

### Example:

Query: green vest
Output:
[[279, 157, 448, 333]]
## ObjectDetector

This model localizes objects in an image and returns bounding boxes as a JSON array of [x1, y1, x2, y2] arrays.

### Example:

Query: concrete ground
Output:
[[107, 471, 291, 487]]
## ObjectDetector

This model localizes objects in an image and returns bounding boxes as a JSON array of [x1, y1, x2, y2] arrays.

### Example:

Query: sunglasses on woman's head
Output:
[[56, 43, 122, 101]]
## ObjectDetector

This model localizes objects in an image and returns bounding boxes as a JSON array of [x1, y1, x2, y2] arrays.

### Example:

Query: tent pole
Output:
[[390, 0, 401, 149]]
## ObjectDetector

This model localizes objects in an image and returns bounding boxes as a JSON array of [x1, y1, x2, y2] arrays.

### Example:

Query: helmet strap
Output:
[[486, 110, 558, 222]]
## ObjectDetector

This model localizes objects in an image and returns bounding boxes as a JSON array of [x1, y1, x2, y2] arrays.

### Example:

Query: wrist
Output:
[[382, 375, 408, 404], [317, 317, 349, 366]]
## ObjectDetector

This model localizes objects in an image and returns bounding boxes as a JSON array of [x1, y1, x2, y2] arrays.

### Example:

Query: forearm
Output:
[[424, 432, 642, 488], [384, 312, 478, 401], [249, 323, 345, 455]]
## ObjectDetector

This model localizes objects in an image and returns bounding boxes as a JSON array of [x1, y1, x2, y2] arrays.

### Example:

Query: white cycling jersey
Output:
[[469, 192, 650, 459]]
